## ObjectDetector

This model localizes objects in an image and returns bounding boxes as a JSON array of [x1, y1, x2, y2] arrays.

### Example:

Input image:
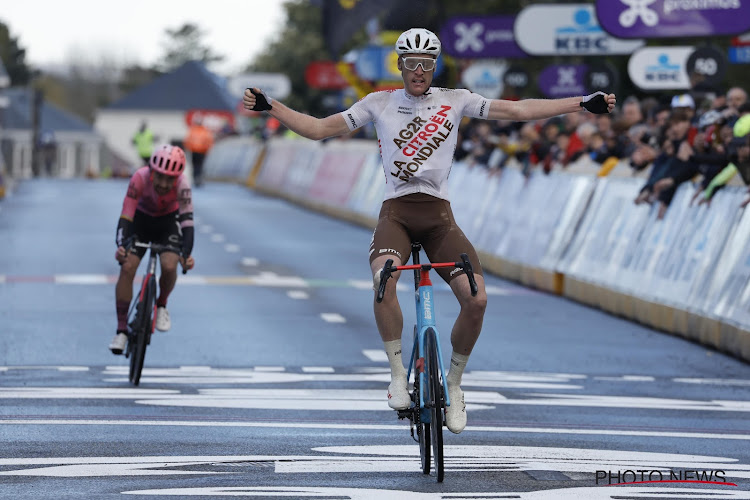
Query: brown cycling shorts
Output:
[[369, 193, 483, 284]]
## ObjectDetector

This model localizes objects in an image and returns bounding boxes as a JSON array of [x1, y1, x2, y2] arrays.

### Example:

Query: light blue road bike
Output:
[[376, 243, 477, 482]]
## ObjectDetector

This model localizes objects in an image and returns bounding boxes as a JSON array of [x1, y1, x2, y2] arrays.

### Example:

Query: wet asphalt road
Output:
[[1, 178, 749, 499]]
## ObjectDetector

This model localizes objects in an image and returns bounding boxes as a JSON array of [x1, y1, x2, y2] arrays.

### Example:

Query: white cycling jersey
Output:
[[341, 88, 491, 201]]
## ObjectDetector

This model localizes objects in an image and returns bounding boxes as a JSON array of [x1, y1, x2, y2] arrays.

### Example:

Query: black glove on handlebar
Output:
[[248, 88, 273, 111], [580, 91, 610, 114]]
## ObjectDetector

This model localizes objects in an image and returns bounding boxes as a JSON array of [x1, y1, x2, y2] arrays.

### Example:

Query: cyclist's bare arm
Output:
[[270, 100, 350, 140], [243, 88, 350, 141], [487, 93, 615, 121]]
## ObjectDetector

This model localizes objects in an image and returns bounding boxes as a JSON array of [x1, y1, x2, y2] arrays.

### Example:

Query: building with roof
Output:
[[94, 60, 238, 169], [0, 87, 104, 179]]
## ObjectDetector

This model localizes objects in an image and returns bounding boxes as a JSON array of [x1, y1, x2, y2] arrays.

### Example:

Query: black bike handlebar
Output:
[[376, 258, 394, 303], [460, 253, 478, 297], [122, 237, 189, 274], [375, 254, 478, 302]]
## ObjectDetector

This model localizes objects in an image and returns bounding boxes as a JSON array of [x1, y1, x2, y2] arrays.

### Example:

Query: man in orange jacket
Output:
[[184, 116, 214, 187]]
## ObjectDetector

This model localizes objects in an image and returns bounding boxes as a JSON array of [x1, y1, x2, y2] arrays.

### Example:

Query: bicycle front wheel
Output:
[[425, 327, 444, 482], [413, 325, 430, 475], [129, 276, 155, 386]]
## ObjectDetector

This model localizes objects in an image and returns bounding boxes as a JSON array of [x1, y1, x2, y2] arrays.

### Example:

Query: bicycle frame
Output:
[[404, 251, 451, 418], [138, 247, 159, 333]]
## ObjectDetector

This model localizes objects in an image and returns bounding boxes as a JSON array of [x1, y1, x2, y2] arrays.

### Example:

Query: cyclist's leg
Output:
[[154, 214, 181, 331], [423, 201, 488, 433], [155, 251, 178, 331], [157, 251, 179, 306], [112, 252, 142, 354], [370, 200, 412, 409]]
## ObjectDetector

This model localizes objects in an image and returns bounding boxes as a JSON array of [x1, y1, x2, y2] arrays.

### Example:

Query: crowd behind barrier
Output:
[[203, 132, 750, 363]]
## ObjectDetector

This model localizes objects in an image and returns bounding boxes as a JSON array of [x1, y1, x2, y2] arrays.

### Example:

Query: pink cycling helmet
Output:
[[149, 144, 186, 176]]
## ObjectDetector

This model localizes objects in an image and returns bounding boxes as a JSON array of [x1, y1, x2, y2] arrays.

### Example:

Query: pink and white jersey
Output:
[[120, 167, 193, 226], [341, 88, 490, 201]]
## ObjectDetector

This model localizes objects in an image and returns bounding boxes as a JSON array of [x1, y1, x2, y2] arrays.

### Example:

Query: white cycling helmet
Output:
[[395, 28, 441, 57]]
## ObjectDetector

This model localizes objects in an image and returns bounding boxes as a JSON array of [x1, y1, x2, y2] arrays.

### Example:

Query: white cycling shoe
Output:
[[387, 376, 411, 410], [109, 332, 128, 355], [446, 382, 467, 434], [155, 307, 171, 331]]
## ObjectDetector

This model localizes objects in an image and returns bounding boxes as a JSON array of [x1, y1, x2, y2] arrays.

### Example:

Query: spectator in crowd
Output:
[[184, 115, 215, 187], [700, 111, 750, 205], [461, 121, 499, 169], [621, 96, 644, 130], [721, 87, 748, 126], [38, 130, 58, 176], [132, 121, 155, 167], [634, 109, 693, 213], [686, 111, 736, 205]]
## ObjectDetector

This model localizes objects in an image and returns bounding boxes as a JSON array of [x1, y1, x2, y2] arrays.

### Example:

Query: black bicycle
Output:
[[377, 243, 477, 482], [123, 239, 186, 386]]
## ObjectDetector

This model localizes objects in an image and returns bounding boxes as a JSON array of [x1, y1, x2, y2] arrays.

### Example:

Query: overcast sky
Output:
[[1, 0, 287, 75]]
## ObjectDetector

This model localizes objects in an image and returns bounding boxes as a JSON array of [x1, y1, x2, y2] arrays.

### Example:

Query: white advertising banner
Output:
[[628, 46, 694, 90], [514, 4, 644, 56]]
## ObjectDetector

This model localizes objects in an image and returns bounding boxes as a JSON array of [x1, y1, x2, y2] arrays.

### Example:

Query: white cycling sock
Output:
[[384, 339, 406, 380], [447, 351, 470, 386]]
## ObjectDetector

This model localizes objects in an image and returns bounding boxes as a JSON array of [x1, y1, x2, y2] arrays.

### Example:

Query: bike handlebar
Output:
[[375, 253, 478, 303], [122, 237, 189, 274]]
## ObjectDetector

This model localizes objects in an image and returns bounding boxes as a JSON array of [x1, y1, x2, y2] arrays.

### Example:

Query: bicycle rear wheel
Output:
[[425, 327, 444, 482], [129, 276, 155, 386]]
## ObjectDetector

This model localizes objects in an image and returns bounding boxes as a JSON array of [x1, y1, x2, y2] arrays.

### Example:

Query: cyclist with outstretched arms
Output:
[[243, 28, 615, 433], [109, 144, 196, 354]]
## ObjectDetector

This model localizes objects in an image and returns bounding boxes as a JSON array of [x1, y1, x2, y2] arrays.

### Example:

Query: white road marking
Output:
[[54, 275, 109, 284], [5, 384, 750, 414], [200, 225, 213, 233], [287, 290, 309, 299], [321, 313, 346, 323], [0, 275, 5, 283], [252, 272, 308, 288], [362, 350, 388, 362], [302, 367, 334, 373], [133, 389, 494, 411], [2, 446, 749, 483], [349, 280, 375, 290], [210, 234, 225, 243], [241, 257, 259, 266], [484, 285, 511, 295], [676, 378, 750, 387], [120, 486, 750, 499], [2, 418, 750, 442], [0, 388, 179, 399], [492, 393, 750, 412], [0, 366, 90, 371], [224, 244, 240, 253], [594, 376, 655, 382], [175, 275, 208, 285]]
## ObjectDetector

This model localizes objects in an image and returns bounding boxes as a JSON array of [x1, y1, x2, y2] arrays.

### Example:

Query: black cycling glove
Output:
[[248, 88, 273, 111], [580, 91, 610, 114]]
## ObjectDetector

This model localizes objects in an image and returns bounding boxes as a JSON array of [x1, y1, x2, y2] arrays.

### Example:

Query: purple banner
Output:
[[538, 64, 587, 98], [440, 16, 527, 58], [596, 0, 750, 38]]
